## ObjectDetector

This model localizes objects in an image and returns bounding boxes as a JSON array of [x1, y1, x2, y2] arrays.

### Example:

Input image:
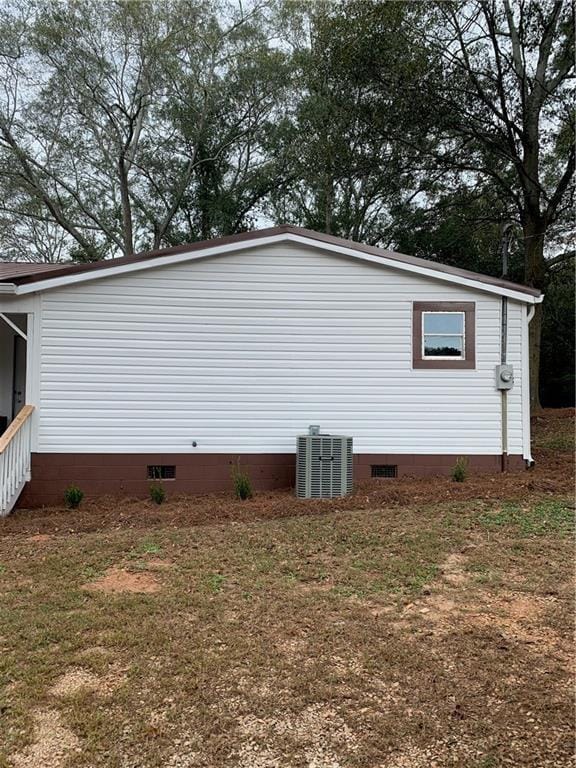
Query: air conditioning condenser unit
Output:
[[296, 432, 353, 499]]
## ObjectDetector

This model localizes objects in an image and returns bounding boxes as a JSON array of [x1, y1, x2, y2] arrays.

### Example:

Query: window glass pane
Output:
[[423, 312, 463, 334], [424, 335, 463, 357]]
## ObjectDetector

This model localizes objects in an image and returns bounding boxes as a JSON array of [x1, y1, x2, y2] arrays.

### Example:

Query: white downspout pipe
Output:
[[524, 303, 537, 466]]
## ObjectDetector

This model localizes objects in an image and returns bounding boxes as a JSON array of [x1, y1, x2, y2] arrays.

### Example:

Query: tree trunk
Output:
[[523, 218, 547, 410], [323, 174, 333, 235], [118, 158, 135, 256], [528, 301, 543, 411]]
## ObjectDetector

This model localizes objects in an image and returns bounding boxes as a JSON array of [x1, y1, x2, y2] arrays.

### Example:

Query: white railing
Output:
[[0, 405, 34, 516]]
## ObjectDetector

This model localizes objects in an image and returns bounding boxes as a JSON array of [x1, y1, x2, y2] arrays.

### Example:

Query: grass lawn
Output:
[[0, 411, 574, 768]]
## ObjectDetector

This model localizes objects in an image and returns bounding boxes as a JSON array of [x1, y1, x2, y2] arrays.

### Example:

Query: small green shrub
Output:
[[64, 484, 84, 509], [451, 457, 468, 483], [232, 460, 253, 500], [149, 483, 166, 505]]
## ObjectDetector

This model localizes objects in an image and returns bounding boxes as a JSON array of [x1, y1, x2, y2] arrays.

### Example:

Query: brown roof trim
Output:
[[0, 262, 69, 280], [0, 224, 541, 297]]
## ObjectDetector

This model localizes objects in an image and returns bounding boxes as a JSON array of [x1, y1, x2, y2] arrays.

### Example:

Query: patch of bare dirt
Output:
[[440, 552, 470, 586], [164, 738, 202, 768], [366, 604, 397, 617], [466, 592, 564, 649], [82, 566, 160, 594], [3, 409, 573, 537], [385, 546, 568, 658], [26, 534, 52, 543], [398, 551, 565, 654], [368, 678, 403, 708], [275, 637, 309, 660], [232, 672, 279, 700], [379, 734, 573, 768], [74, 645, 114, 660], [390, 550, 470, 629], [49, 665, 126, 697], [381, 744, 443, 768], [379, 739, 484, 768], [329, 654, 364, 677], [50, 669, 101, 697], [236, 703, 357, 768], [407, 594, 458, 619], [10, 709, 80, 768]]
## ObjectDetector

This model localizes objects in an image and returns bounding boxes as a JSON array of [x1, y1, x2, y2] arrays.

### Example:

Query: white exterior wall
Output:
[[33, 242, 526, 455]]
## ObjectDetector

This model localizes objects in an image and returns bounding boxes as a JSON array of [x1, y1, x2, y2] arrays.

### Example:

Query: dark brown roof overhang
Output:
[[0, 224, 542, 298]]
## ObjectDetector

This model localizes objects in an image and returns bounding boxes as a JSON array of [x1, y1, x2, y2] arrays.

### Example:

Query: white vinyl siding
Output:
[[36, 242, 525, 455]]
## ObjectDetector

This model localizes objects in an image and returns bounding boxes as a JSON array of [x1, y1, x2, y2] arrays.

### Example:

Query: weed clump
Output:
[[149, 484, 166, 505], [232, 460, 253, 500], [452, 457, 468, 483]]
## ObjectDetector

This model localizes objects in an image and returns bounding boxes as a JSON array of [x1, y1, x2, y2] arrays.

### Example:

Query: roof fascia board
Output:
[[10, 232, 541, 303]]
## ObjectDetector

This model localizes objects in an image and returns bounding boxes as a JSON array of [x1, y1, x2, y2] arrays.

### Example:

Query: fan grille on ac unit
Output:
[[296, 434, 353, 499]]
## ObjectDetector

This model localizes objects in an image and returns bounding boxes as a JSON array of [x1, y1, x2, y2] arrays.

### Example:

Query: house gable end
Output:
[[1, 227, 542, 304]]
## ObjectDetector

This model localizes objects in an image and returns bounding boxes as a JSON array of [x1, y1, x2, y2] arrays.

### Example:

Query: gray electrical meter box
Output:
[[495, 364, 514, 390]]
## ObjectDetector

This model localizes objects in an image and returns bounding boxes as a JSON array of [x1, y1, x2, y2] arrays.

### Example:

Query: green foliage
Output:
[[537, 433, 574, 452], [149, 484, 166, 505], [205, 573, 225, 593], [232, 461, 253, 500], [404, 563, 440, 594], [0, 0, 289, 261], [478, 500, 574, 537], [540, 259, 575, 407], [389, 187, 516, 277], [451, 457, 468, 483], [64, 484, 84, 509], [137, 541, 162, 555], [466, 564, 500, 586], [267, 0, 428, 243]]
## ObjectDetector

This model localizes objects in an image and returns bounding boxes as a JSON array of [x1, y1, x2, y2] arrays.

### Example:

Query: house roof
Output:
[[0, 225, 542, 302], [0, 262, 67, 280]]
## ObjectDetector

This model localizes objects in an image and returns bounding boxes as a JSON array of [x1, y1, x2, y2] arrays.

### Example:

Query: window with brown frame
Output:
[[412, 302, 475, 369]]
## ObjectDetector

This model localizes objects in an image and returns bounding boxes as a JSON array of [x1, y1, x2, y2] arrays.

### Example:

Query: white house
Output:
[[0, 225, 542, 513]]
